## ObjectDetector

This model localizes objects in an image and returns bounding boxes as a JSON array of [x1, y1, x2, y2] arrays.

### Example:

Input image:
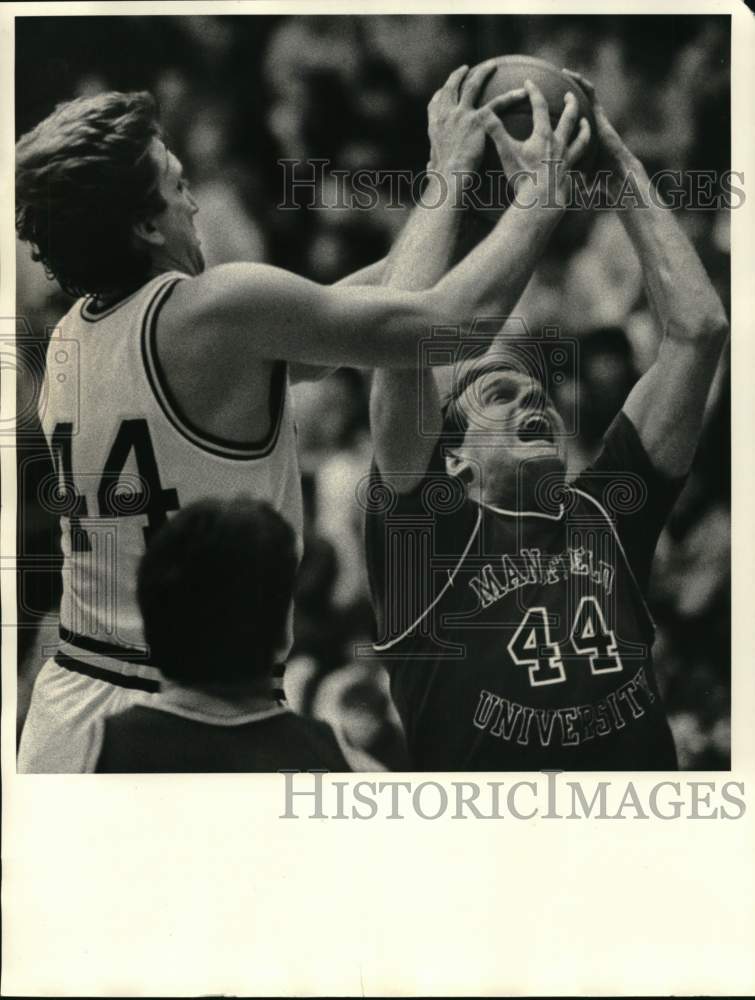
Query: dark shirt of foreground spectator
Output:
[[92, 497, 353, 772]]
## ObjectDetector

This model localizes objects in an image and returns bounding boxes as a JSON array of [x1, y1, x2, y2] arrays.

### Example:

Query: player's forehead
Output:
[[150, 137, 183, 180], [453, 357, 542, 401]]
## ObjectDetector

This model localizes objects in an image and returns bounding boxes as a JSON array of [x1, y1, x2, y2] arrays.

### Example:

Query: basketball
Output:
[[474, 54, 599, 215]]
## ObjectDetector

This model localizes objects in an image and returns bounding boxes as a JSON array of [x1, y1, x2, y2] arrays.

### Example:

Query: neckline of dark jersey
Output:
[[374, 505, 484, 652], [480, 499, 566, 521], [141, 276, 288, 460], [375, 482, 656, 655]]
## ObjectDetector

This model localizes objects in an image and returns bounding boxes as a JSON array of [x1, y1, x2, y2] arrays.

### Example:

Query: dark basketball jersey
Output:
[[365, 411, 684, 771], [95, 703, 351, 773]]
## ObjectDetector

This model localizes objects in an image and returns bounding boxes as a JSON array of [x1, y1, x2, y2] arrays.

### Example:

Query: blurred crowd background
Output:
[[16, 14, 731, 768]]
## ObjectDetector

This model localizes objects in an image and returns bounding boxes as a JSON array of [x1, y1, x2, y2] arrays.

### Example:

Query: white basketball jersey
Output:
[[41, 271, 303, 687]]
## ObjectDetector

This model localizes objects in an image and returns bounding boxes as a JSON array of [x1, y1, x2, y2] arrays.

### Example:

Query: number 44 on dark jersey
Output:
[[364, 412, 684, 772]]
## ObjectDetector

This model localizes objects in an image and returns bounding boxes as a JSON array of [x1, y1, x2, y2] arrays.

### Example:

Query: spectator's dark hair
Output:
[[138, 498, 298, 688], [16, 90, 166, 298]]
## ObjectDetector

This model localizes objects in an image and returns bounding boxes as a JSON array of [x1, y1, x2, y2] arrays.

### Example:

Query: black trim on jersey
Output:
[[58, 626, 154, 666], [80, 284, 145, 323], [141, 278, 288, 461], [56, 641, 284, 698], [55, 652, 160, 693]]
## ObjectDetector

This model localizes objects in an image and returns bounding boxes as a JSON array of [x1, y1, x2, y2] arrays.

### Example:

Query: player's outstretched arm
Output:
[[289, 257, 388, 383], [565, 70, 729, 478], [170, 76, 591, 375], [371, 65, 593, 490], [174, 260, 451, 369], [370, 64, 488, 486]]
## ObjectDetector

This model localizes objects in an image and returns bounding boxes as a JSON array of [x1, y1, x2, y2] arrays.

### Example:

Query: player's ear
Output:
[[133, 217, 165, 248], [445, 450, 474, 486]]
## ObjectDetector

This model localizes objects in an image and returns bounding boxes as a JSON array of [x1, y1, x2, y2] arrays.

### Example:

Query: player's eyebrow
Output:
[[479, 378, 507, 402], [471, 367, 521, 395]]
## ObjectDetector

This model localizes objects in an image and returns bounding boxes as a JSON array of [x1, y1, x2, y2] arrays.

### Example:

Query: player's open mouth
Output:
[[517, 412, 554, 444]]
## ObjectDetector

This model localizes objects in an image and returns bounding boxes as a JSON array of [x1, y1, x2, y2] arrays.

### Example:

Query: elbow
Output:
[[699, 308, 729, 348], [713, 311, 730, 342], [669, 305, 729, 350], [702, 287, 730, 343]]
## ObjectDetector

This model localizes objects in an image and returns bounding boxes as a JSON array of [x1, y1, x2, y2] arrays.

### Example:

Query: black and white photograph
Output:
[[12, 9, 735, 772], [2, 2, 754, 996]]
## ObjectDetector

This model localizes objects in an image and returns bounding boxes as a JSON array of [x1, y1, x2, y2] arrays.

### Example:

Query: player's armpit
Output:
[[621, 327, 728, 479]]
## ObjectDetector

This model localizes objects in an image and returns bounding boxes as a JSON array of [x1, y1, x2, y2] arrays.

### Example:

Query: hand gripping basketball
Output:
[[427, 60, 528, 176], [478, 78, 592, 198]]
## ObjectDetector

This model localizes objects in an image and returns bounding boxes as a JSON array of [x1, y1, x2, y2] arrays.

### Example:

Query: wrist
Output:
[[425, 163, 480, 214], [421, 167, 454, 210], [428, 151, 479, 177], [509, 169, 569, 214], [606, 149, 646, 190]]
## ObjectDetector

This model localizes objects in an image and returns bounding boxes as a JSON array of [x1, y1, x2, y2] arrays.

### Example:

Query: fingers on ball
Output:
[[566, 117, 592, 165], [444, 64, 469, 97], [554, 91, 579, 144], [563, 67, 596, 100], [523, 78, 550, 133], [459, 62, 497, 106], [484, 87, 528, 115]]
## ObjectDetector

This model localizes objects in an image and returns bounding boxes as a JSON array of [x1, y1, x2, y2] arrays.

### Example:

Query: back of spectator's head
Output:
[[138, 497, 298, 688]]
